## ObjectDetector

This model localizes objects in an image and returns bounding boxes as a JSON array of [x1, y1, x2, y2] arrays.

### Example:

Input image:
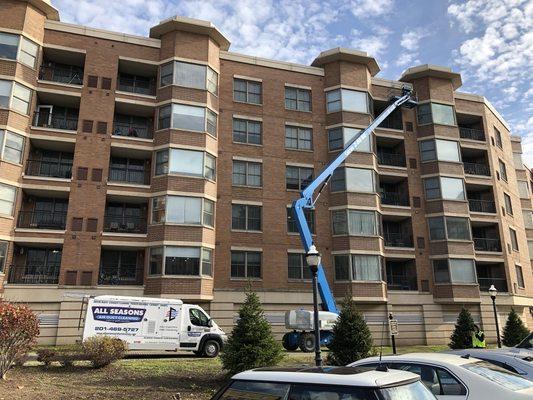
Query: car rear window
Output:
[[218, 380, 290, 399], [288, 383, 373, 400], [380, 381, 436, 400], [463, 361, 533, 391]]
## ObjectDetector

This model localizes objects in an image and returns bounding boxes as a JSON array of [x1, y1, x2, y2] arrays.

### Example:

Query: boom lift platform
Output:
[[283, 87, 418, 352]]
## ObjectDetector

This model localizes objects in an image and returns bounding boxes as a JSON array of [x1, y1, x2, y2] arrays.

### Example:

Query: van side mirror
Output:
[[208, 319, 213, 327]]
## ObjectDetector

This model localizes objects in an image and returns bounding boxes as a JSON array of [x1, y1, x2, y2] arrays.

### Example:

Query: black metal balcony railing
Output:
[[109, 168, 150, 185], [25, 159, 73, 179], [468, 199, 496, 213], [380, 191, 409, 206], [387, 275, 418, 291], [98, 266, 143, 286], [39, 64, 83, 85], [103, 214, 147, 233], [463, 162, 491, 176], [384, 232, 413, 247], [17, 211, 67, 230], [459, 127, 485, 142], [377, 151, 406, 167], [474, 237, 502, 252], [113, 123, 153, 139], [33, 112, 79, 131], [117, 76, 156, 96], [478, 277, 508, 292], [7, 264, 60, 284]]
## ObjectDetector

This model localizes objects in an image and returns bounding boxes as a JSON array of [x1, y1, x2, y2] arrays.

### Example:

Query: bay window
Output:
[[331, 167, 376, 193], [0, 79, 32, 114], [326, 88, 370, 114], [328, 127, 372, 152], [159, 61, 218, 95], [433, 258, 476, 284], [157, 103, 217, 136], [334, 254, 382, 281], [0, 182, 16, 216], [332, 209, 379, 236], [417, 102, 456, 126], [0, 32, 38, 68], [155, 148, 216, 180], [0, 129, 24, 164], [424, 176, 465, 200], [420, 139, 460, 162], [428, 216, 471, 241], [152, 195, 214, 227], [149, 246, 212, 276]]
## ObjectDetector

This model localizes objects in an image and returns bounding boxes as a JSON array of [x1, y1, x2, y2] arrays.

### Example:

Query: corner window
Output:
[[232, 204, 261, 231], [288, 253, 312, 280], [0, 32, 19, 60], [428, 216, 471, 241], [331, 167, 375, 193], [420, 139, 460, 162], [498, 159, 507, 182], [285, 126, 312, 150], [0, 240, 6, 273], [417, 102, 456, 126], [513, 153, 524, 170], [201, 248, 213, 276], [0, 79, 32, 114], [155, 149, 215, 180], [332, 209, 379, 236], [231, 251, 261, 279], [509, 228, 519, 251], [326, 88, 370, 114], [327, 127, 371, 152], [285, 86, 311, 111], [233, 78, 262, 104], [0, 33, 38, 68], [0, 130, 24, 164], [504, 193, 513, 215], [151, 195, 214, 227], [424, 176, 465, 200], [0, 182, 16, 216], [495, 128, 503, 148], [286, 166, 313, 191], [232, 160, 262, 187], [159, 61, 218, 95], [433, 258, 476, 284], [233, 118, 262, 145], [334, 254, 382, 281], [518, 181, 529, 199], [149, 247, 163, 275], [286, 207, 315, 234], [157, 103, 217, 136], [516, 265, 525, 288]]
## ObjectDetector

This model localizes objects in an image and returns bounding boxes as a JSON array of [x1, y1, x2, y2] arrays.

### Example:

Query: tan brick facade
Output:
[[0, 1, 531, 345]]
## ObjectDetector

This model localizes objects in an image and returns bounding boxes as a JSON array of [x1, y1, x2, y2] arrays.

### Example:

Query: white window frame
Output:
[[0, 182, 16, 216], [148, 245, 212, 277], [0, 79, 32, 115], [0, 129, 24, 164], [151, 195, 214, 227], [0, 32, 38, 68], [154, 148, 216, 181]]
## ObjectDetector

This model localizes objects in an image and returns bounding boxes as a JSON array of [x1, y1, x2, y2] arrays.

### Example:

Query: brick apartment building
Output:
[[0, 0, 532, 345]]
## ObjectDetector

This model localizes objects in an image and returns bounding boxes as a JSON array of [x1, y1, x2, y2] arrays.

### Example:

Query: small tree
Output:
[[502, 308, 530, 347], [0, 302, 39, 379], [449, 308, 475, 349], [327, 297, 372, 366], [221, 288, 283, 374]]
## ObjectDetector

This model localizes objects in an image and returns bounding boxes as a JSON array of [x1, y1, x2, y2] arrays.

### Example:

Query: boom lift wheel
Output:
[[282, 332, 299, 351], [298, 332, 315, 352]]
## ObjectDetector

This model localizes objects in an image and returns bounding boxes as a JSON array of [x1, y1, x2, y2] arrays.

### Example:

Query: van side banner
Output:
[[92, 306, 146, 323]]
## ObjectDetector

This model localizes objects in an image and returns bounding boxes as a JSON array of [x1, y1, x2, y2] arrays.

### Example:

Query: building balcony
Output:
[[463, 162, 490, 176], [473, 237, 502, 252], [103, 214, 147, 234], [377, 151, 406, 167], [477, 262, 508, 292], [478, 277, 507, 292], [7, 263, 61, 284], [109, 156, 151, 185], [98, 249, 144, 286], [39, 63, 83, 86], [384, 232, 413, 247], [380, 191, 409, 206], [25, 158, 73, 179], [33, 110, 78, 131], [17, 210, 67, 230], [113, 113, 154, 140], [375, 99, 403, 130], [386, 259, 417, 291], [117, 73, 156, 96], [468, 199, 496, 214], [459, 127, 485, 142]]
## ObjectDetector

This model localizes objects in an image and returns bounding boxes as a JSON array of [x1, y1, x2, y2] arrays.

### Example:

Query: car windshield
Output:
[[462, 361, 533, 391], [516, 333, 533, 349], [380, 381, 436, 400]]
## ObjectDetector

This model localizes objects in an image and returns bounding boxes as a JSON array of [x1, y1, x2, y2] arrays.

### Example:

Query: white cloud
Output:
[[348, 0, 394, 18], [397, 28, 429, 67], [350, 27, 391, 57]]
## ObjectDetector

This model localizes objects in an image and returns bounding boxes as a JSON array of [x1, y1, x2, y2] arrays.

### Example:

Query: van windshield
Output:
[[462, 361, 533, 391], [380, 381, 436, 400]]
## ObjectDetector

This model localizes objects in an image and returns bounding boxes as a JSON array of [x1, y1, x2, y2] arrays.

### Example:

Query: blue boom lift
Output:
[[282, 86, 418, 352]]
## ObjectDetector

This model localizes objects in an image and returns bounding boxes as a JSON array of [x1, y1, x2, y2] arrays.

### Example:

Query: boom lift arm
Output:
[[292, 87, 418, 314]]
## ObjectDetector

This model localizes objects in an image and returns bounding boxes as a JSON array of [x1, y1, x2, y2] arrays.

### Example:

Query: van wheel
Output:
[[203, 339, 220, 358], [299, 332, 315, 352]]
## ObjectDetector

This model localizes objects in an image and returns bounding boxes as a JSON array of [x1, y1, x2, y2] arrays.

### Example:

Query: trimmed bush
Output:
[[82, 336, 126, 368], [502, 308, 530, 347], [36, 349, 56, 366], [221, 288, 283, 374], [0, 302, 40, 379], [327, 297, 372, 366], [449, 308, 476, 349]]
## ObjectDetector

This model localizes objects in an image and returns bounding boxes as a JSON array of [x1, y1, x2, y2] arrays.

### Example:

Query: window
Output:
[[233, 118, 262, 145], [420, 139, 460, 162], [232, 204, 261, 231], [152, 195, 213, 227], [219, 381, 290, 399], [150, 246, 212, 277], [433, 259, 476, 283], [201, 248, 213, 276], [157, 103, 217, 136], [428, 216, 470, 241], [504, 193, 513, 215], [285, 86, 311, 111], [513, 153, 524, 170], [286, 207, 315, 234], [523, 210, 533, 229], [0, 80, 31, 114], [233, 78, 261, 104], [334, 254, 382, 281], [159, 61, 218, 95], [231, 251, 261, 278], [0, 130, 24, 164], [529, 241, 533, 257], [189, 308, 210, 327], [499, 159, 507, 181], [417, 102, 456, 126], [515, 265, 525, 288], [0, 33, 38, 68], [155, 149, 216, 180], [331, 167, 375, 193], [327, 127, 371, 152], [0, 240, 6, 273], [286, 166, 313, 190], [332, 210, 379, 235], [510, 228, 519, 251], [326, 88, 370, 113], [518, 181, 529, 198], [495, 128, 503, 148], [288, 253, 312, 280], [424, 177, 465, 200], [0, 182, 16, 216], [149, 247, 163, 275], [232, 160, 262, 187], [285, 126, 313, 150]]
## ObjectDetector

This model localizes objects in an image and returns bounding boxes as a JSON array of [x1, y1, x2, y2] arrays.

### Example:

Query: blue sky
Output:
[[51, 0, 532, 164]]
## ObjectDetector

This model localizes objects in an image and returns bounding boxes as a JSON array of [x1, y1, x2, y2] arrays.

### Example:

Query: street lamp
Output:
[[306, 244, 322, 367], [489, 284, 502, 348]]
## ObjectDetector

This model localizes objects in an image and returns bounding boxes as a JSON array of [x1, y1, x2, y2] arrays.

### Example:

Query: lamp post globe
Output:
[[306, 244, 323, 367], [306, 245, 321, 273], [488, 284, 497, 299]]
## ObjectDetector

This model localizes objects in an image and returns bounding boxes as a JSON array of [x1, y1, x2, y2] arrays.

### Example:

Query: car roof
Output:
[[448, 349, 533, 363], [231, 366, 420, 388], [350, 352, 480, 367]]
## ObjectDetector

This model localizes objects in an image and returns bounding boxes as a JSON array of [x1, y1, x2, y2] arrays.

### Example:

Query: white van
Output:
[[82, 295, 226, 357]]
